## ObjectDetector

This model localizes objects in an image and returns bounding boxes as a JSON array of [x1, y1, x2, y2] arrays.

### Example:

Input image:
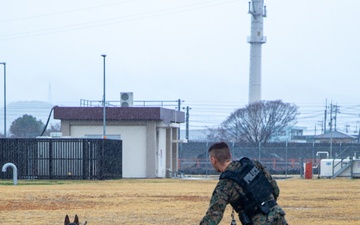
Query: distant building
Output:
[[271, 126, 307, 143], [314, 131, 356, 144], [53, 106, 185, 178]]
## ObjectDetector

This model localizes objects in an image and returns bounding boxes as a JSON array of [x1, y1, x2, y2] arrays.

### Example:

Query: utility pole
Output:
[[329, 103, 333, 132], [324, 100, 327, 133], [328, 103, 340, 132], [101, 54, 106, 139], [318, 120, 324, 134], [177, 99, 182, 112], [333, 104, 340, 131], [345, 124, 350, 133], [0, 62, 6, 137], [177, 99, 184, 141]]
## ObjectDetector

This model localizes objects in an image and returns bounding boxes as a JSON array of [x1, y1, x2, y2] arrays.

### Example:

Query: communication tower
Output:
[[248, 0, 267, 103]]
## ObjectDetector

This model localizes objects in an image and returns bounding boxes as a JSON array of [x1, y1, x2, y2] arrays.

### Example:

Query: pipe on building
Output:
[[2, 162, 18, 185]]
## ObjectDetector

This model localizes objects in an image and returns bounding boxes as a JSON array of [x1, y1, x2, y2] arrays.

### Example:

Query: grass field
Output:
[[1, 176, 360, 224]]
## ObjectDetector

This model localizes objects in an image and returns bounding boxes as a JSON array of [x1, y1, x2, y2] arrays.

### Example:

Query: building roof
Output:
[[53, 106, 185, 124], [314, 131, 355, 139]]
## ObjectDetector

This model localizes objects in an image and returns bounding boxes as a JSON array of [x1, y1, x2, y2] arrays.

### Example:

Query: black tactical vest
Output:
[[219, 157, 275, 214]]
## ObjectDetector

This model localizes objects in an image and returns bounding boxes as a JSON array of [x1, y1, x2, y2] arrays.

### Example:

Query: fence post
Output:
[[258, 142, 261, 161], [49, 139, 53, 179], [273, 158, 276, 170], [205, 142, 208, 178], [82, 139, 88, 180], [285, 141, 288, 177], [98, 139, 104, 180]]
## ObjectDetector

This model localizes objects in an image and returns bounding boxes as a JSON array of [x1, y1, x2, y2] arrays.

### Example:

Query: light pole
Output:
[[101, 55, 106, 139], [0, 62, 6, 137], [182, 106, 191, 141]]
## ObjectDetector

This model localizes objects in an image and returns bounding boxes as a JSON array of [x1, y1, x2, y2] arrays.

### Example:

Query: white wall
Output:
[[71, 125, 147, 178]]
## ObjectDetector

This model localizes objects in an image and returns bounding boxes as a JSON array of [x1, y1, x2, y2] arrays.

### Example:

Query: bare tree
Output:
[[220, 100, 299, 146], [204, 126, 228, 142]]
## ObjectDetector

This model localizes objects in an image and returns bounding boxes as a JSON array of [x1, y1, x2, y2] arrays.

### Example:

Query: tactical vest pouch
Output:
[[259, 200, 277, 215], [259, 201, 270, 215]]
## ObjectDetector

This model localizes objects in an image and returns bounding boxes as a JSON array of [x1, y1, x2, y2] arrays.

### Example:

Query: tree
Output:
[[219, 100, 299, 146], [204, 127, 228, 142], [9, 114, 45, 138]]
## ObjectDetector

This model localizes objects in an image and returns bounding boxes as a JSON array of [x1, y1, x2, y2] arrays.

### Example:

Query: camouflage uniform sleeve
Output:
[[199, 180, 233, 225]]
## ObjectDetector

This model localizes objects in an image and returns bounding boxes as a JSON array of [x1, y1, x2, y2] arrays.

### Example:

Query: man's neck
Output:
[[219, 160, 232, 172]]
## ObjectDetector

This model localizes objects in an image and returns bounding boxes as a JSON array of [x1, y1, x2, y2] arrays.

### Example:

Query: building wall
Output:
[[70, 124, 147, 178], [145, 122, 156, 178], [59, 120, 176, 178]]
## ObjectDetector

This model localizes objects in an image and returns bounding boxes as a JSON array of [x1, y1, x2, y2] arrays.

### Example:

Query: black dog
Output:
[[64, 215, 87, 225]]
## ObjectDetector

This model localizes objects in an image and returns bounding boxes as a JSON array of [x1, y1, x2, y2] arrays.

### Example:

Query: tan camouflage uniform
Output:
[[200, 160, 287, 225]]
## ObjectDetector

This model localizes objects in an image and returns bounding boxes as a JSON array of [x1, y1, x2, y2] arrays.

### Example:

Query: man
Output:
[[200, 142, 287, 225]]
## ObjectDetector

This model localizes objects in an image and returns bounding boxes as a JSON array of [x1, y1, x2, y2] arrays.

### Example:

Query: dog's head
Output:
[[64, 215, 80, 225]]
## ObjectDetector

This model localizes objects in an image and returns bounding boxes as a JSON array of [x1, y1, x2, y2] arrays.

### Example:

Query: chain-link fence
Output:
[[179, 142, 360, 176]]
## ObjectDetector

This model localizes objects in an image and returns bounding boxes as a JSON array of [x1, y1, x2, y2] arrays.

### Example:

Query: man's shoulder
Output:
[[228, 158, 256, 170], [227, 160, 242, 170]]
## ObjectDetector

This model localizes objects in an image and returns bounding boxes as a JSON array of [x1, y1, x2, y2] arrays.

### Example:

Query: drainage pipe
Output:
[[2, 162, 18, 185]]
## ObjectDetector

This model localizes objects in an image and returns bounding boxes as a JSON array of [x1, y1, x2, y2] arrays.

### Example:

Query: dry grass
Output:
[[1, 176, 360, 224]]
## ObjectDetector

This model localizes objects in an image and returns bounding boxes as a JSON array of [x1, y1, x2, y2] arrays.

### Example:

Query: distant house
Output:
[[53, 106, 185, 178], [314, 131, 356, 143], [271, 126, 307, 143]]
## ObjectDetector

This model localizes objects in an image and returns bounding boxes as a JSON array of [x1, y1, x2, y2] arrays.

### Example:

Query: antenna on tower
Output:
[[48, 83, 52, 104], [263, 5, 267, 17]]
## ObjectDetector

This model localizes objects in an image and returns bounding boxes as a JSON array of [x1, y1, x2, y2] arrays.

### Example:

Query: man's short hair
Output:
[[208, 142, 231, 164]]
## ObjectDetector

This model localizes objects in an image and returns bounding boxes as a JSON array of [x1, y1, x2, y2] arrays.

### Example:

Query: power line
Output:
[[0, 0, 143, 23], [0, 0, 240, 41]]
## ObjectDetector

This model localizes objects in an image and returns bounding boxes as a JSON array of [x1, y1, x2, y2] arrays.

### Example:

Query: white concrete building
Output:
[[53, 106, 185, 178]]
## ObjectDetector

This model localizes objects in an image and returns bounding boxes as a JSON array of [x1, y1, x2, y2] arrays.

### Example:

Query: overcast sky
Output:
[[1, 0, 360, 133]]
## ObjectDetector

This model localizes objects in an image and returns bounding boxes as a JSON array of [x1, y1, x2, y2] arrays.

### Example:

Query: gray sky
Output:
[[1, 0, 360, 134]]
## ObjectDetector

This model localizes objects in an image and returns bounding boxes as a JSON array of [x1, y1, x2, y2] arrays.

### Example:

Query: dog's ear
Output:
[[74, 215, 79, 225], [64, 215, 70, 225]]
